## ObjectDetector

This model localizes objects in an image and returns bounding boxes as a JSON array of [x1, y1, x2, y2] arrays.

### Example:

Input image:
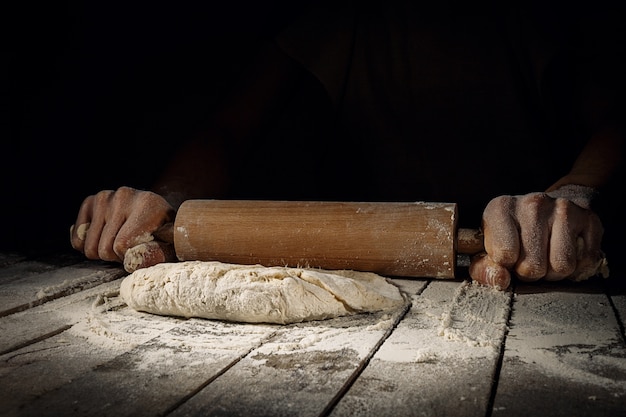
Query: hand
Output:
[[70, 186, 176, 271], [469, 188, 608, 289]]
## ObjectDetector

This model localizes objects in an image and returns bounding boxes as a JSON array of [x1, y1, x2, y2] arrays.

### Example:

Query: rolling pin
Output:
[[155, 200, 484, 278]]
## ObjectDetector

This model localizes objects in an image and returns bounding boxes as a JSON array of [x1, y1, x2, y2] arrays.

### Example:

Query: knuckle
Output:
[[93, 190, 114, 206], [553, 197, 574, 217], [484, 195, 514, 216], [78, 195, 95, 213], [516, 192, 550, 219], [116, 186, 135, 199], [110, 186, 136, 208], [491, 248, 518, 266]]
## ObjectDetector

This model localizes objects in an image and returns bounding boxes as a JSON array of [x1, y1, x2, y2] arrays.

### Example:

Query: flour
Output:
[[123, 244, 151, 273], [438, 280, 511, 348], [76, 223, 90, 240], [505, 287, 626, 391], [55, 269, 623, 396], [66, 289, 182, 351], [372, 280, 511, 365], [120, 261, 405, 324]]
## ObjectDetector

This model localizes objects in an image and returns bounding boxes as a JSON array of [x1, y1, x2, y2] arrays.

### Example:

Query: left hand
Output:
[[469, 190, 608, 289], [70, 186, 176, 270]]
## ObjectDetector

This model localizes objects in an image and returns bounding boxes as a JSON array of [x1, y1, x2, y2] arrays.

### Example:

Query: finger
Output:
[[75, 222, 91, 240], [482, 196, 519, 267], [70, 222, 91, 248], [97, 188, 141, 262], [82, 190, 113, 260], [571, 213, 606, 281], [124, 241, 176, 273], [113, 192, 175, 260], [98, 218, 126, 262], [578, 211, 604, 260], [469, 252, 512, 290], [545, 199, 577, 281], [513, 193, 550, 281], [70, 196, 96, 252]]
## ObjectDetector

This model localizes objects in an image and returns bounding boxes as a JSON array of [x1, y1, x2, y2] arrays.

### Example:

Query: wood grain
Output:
[[174, 200, 459, 278]]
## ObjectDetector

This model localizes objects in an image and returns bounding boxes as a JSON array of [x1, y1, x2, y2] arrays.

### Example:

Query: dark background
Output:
[[4, 1, 625, 288], [4, 0, 307, 254]]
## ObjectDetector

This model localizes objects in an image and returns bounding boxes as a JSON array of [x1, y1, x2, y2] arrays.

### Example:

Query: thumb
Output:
[[123, 241, 177, 273], [469, 252, 512, 290]]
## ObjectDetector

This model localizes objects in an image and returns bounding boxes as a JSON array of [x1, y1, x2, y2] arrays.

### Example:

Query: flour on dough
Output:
[[120, 261, 405, 324]]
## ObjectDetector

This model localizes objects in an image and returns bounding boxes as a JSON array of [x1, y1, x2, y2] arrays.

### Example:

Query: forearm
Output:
[[151, 128, 232, 209], [151, 41, 304, 209], [546, 125, 624, 194]]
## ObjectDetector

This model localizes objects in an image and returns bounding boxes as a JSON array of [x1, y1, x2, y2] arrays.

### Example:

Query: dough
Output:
[[123, 241, 176, 273], [76, 223, 90, 240], [120, 261, 405, 324]]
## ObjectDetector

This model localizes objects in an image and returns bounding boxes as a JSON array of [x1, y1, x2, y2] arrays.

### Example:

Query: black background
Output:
[[4, 0, 305, 253], [4, 1, 625, 288]]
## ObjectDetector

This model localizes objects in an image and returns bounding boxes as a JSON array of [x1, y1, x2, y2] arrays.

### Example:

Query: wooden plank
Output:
[[0, 252, 27, 267], [330, 279, 512, 417], [0, 260, 65, 285], [12, 318, 281, 417], [606, 276, 626, 341], [0, 280, 118, 354], [611, 293, 626, 340], [0, 256, 413, 417], [167, 287, 416, 417], [0, 279, 178, 355], [0, 281, 187, 415], [492, 280, 626, 417], [0, 260, 126, 317], [0, 324, 167, 414], [0, 252, 86, 279]]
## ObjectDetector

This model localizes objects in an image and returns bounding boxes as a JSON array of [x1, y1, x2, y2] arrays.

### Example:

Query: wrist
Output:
[[546, 184, 598, 209]]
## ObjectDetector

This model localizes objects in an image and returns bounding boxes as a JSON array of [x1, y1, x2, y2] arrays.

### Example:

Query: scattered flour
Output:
[[43, 267, 623, 398], [438, 280, 511, 348], [505, 288, 626, 392], [62, 273, 408, 364], [67, 290, 182, 351], [372, 280, 511, 364], [60, 283, 407, 379]]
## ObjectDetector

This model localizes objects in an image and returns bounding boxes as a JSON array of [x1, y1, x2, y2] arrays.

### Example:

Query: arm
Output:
[[470, 126, 623, 289], [469, 1, 625, 290], [151, 41, 306, 208], [70, 42, 304, 271]]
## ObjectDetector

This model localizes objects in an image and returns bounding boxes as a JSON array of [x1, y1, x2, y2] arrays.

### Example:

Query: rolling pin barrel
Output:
[[173, 200, 484, 278]]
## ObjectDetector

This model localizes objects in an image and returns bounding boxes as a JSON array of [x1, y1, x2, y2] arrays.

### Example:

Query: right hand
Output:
[[469, 190, 607, 289], [70, 186, 176, 270]]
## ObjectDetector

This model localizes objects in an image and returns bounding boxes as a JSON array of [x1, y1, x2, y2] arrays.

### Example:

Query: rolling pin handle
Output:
[[456, 228, 485, 255], [154, 222, 175, 244]]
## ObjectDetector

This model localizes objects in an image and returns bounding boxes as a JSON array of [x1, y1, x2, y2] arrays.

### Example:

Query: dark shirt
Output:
[[235, 0, 623, 227]]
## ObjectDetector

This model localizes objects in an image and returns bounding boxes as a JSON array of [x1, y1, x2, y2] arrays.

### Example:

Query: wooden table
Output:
[[1, 251, 625, 417]]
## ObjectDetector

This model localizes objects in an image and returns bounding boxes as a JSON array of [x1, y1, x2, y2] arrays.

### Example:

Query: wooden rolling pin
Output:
[[160, 200, 484, 278]]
